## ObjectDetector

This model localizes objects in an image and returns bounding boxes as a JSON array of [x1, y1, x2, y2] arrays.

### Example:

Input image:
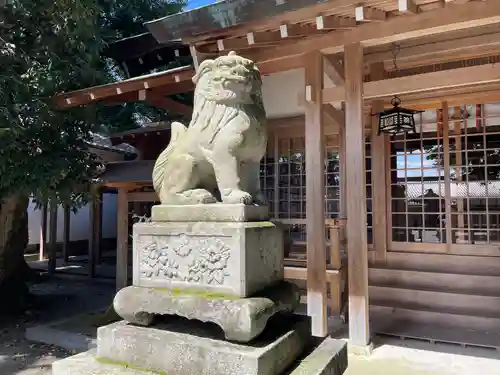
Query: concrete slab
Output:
[[289, 337, 348, 375], [97, 315, 311, 375]]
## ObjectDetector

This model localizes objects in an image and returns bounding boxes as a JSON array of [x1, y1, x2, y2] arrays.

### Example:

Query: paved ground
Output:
[[2, 272, 499, 375], [0, 275, 115, 375], [345, 337, 500, 375]]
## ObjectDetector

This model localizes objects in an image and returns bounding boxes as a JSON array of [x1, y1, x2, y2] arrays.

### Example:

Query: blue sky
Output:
[[184, 0, 215, 11]]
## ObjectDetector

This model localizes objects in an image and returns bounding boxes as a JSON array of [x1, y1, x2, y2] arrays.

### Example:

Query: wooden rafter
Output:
[[143, 92, 192, 116], [398, 0, 418, 14], [249, 1, 500, 61], [355, 6, 387, 22], [54, 54, 305, 109], [53, 66, 193, 108], [365, 30, 500, 70]]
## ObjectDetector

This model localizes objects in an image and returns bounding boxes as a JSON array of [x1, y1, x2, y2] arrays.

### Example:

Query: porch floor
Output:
[[345, 337, 500, 375], [371, 316, 500, 350]]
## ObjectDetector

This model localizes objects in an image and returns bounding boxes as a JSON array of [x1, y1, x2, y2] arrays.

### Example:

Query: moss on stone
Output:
[[153, 287, 238, 300], [95, 356, 167, 374]]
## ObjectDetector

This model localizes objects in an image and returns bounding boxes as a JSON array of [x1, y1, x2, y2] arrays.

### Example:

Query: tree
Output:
[[95, 0, 187, 134], [0, 0, 186, 313]]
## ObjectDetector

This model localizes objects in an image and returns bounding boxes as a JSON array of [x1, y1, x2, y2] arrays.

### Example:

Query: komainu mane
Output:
[[152, 51, 267, 205]]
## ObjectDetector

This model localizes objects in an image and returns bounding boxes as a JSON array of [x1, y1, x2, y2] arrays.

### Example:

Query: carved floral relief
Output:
[[139, 235, 231, 285]]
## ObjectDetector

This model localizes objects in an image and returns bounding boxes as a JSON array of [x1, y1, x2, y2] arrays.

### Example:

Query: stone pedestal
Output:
[[133, 219, 283, 297], [52, 204, 347, 375]]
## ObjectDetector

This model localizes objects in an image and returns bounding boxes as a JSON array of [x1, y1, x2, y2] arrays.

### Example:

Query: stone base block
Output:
[[151, 203, 269, 222], [113, 281, 300, 342], [52, 351, 157, 375], [133, 221, 283, 297], [96, 315, 311, 375]]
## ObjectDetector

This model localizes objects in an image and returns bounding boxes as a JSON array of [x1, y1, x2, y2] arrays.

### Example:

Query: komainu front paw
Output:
[[221, 189, 253, 205], [181, 189, 217, 204], [252, 191, 267, 206]]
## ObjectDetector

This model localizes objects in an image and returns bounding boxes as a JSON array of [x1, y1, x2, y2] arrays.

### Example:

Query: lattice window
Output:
[[449, 104, 500, 245], [390, 112, 446, 244]]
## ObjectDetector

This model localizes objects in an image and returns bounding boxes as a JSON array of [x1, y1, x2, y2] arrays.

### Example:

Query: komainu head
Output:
[[193, 51, 263, 105]]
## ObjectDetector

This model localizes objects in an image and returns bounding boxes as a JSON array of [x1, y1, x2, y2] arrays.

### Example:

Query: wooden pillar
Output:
[[344, 42, 371, 348], [39, 202, 48, 261], [442, 101, 452, 248], [370, 63, 388, 262], [116, 188, 129, 291], [88, 187, 102, 278], [454, 106, 465, 242], [371, 100, 388, 262], [339, 103, 347, 220], [304, 51, 328, 337], [47, 200, 58, 275], [62, 205, 70, 263]]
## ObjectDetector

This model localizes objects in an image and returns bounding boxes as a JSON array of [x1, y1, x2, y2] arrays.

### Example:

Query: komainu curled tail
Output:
[[152, 121, 187, 196]]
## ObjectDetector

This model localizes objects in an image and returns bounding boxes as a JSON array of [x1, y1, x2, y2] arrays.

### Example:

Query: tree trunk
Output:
[[0, 195, 33, 314]]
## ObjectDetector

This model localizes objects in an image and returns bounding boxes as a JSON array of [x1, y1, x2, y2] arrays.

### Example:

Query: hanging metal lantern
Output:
[[375, 96, 422, 136]]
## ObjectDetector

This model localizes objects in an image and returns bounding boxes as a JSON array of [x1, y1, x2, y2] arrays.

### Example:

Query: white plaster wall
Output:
[[28, 193, 118, 245], [262, 68, 336, 119]]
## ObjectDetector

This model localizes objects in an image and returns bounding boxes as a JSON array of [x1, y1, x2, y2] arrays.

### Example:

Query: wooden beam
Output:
[[442, 101, 453, 251], [39, 202, 48, 261], [247, 30, 281, 45], [146, 94, 193, 116], [370, 63, 388, 263], [316, 15, 356, 30], [88, 190, 101, 279], [47, 200, 58, 275], [62, 205, 70, 263], [323, 55, 344, 85], [128, 191, 159, 202], [252, 1, 500, 61], [189, 45, 201, 71], [53, 67, 193, 109], [304, 50, 328, 338], [344, 42, 370, 348], [116, 188, 129, 291], [279, 23, 317, 38], [323, 63, 500, 103], [322, 104, 345, 128], [355, 6, 387, 22], [398, 0, 418, 14], [365, 32, 500, 70], [371, 101, 388, 262]]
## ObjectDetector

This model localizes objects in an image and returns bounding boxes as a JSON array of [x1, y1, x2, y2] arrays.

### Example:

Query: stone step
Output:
[[369, 267, 500, 295], [95, 316, 311, 375]]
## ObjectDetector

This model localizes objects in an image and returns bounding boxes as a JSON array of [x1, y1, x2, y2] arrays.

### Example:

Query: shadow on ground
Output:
[[0, 275, 115, 375]]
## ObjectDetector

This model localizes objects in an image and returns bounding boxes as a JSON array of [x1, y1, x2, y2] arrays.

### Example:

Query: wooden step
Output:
[[369, 267, 500, 295], [378, 252, 500, 276], [370, 303, 500, 332], [370, 285, 500, 315], [371, 316, 500, 349]]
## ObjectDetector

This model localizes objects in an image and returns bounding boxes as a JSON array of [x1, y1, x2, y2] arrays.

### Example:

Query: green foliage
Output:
[[0, 0, 104, 207], [0, 0, 186, 208]]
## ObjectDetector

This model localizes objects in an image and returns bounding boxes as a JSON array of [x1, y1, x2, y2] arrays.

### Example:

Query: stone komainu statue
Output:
[[152, 52, 267, 206]]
